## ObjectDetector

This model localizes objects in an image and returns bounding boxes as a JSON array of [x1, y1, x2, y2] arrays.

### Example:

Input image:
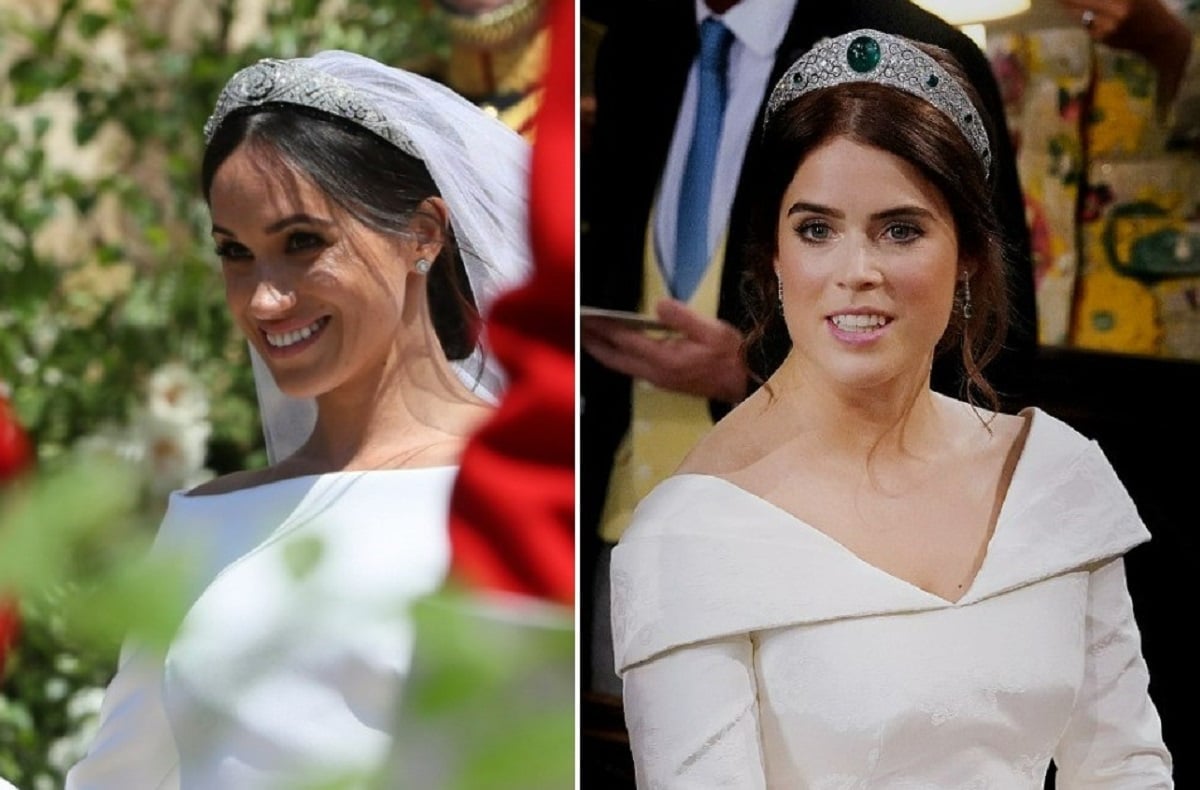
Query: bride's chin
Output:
[[268, 370, 330, 401], [277, 384, 325, 401]]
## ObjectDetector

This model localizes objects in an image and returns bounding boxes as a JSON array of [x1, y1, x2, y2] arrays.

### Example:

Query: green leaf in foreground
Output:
[[0, 460, 193, 653], [381, 591, 575, 790]]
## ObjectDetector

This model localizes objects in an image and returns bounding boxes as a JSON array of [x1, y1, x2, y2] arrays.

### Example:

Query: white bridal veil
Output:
[[205, 50, 532, 462]]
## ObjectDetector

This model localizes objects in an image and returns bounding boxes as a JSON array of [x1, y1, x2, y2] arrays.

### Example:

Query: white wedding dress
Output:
[[611, 408, 1173, 788], [65, 467, 454, 790]]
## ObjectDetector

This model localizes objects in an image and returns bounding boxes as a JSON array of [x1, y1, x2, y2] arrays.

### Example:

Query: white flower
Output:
[[66, 686, 106, 722], [74, 424, 145, 466], [42, 366, 64, 386], [44, 677, 69, 702], [54, 654, 81, 674], [145, 362, 209, 426], [47, 731, 88, 773], [47, 690, 106, 773], [16, 356, 37, 376], [30, 315, 60, 357], [31, 197, 89, 266], [72, 363, 215, 497], [133, 408, 212, 496], [33, 773, 57, 790]]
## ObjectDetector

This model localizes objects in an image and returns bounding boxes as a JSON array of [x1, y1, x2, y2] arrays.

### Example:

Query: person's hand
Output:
[[1058, 0, 1193, 104], [581, 298, 749, 404]]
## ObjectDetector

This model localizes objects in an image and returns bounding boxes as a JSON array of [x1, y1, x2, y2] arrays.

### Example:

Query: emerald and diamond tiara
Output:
[[765, 30, 992, 173]]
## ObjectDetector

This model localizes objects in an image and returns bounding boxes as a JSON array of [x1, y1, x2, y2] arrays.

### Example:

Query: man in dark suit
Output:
[[580, 0, 1037, 693]]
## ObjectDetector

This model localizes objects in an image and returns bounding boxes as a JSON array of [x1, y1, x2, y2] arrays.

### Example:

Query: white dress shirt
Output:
[[654, 0, 796, 282]]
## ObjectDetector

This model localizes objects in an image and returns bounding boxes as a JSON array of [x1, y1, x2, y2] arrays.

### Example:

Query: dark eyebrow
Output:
[[785, 202, 935, 221], [786, 201, 843, 218], [871, 206, 936, 222], [211, 213, 335, 237]]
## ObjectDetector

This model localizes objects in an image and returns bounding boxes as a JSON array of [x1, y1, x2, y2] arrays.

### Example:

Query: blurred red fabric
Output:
[[0, 396, 31, 481], [0, 395, 33, 676], [448, 0, 575, 605]]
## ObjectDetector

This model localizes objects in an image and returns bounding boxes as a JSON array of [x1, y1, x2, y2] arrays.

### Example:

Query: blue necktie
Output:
[[673, 18, 733, 302]]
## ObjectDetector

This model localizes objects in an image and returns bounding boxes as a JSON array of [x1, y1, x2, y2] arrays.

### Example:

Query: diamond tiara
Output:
[[764, 30, 991, 173], [203, 57, 418, 157]]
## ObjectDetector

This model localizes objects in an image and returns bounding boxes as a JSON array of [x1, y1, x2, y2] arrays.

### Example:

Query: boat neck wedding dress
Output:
[[65, 466, 454, 790], [612, 407, 1173, 788]]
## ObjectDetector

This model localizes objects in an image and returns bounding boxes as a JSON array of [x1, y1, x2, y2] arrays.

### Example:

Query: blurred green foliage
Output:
[[0, 459, 193, 786], [388, 593, 575, 790]]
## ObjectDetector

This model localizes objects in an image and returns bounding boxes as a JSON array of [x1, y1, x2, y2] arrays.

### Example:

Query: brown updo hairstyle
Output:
[[742, 42, 1011, 413]]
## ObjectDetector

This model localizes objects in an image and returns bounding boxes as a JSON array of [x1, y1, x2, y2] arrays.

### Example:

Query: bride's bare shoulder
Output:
[[183, 467, 282, 497], [183, 455, 325, 497], [676, 390, 776, 477]]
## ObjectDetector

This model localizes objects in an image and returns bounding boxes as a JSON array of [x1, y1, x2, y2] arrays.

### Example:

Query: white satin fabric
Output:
[[65, 467, 453, 790], [612, 408, 1173, 788]]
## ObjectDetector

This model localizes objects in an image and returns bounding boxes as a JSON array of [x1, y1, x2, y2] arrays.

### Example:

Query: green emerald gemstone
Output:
[[926, 74, 939, 88], [847, 36, 881, 74]]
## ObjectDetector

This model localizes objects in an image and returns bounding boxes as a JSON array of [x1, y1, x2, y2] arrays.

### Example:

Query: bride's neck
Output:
[[304, 344, 491, 471]]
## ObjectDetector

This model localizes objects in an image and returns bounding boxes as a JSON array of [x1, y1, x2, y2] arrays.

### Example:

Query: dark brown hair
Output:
[[201, 105, 478, 361], [743, 43, 1012, 412]]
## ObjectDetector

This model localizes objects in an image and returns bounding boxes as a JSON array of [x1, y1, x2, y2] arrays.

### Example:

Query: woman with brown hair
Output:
[[611, 29, 1172, 787]]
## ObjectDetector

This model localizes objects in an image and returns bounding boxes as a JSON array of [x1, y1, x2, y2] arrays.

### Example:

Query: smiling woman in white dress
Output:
[[610, 29, 1173, 788], [63, 51, 530, 789]]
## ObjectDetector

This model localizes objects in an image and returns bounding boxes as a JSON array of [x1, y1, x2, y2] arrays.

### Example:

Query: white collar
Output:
[[612, 407, 1152, 671], [694, 0, 794, 60]]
